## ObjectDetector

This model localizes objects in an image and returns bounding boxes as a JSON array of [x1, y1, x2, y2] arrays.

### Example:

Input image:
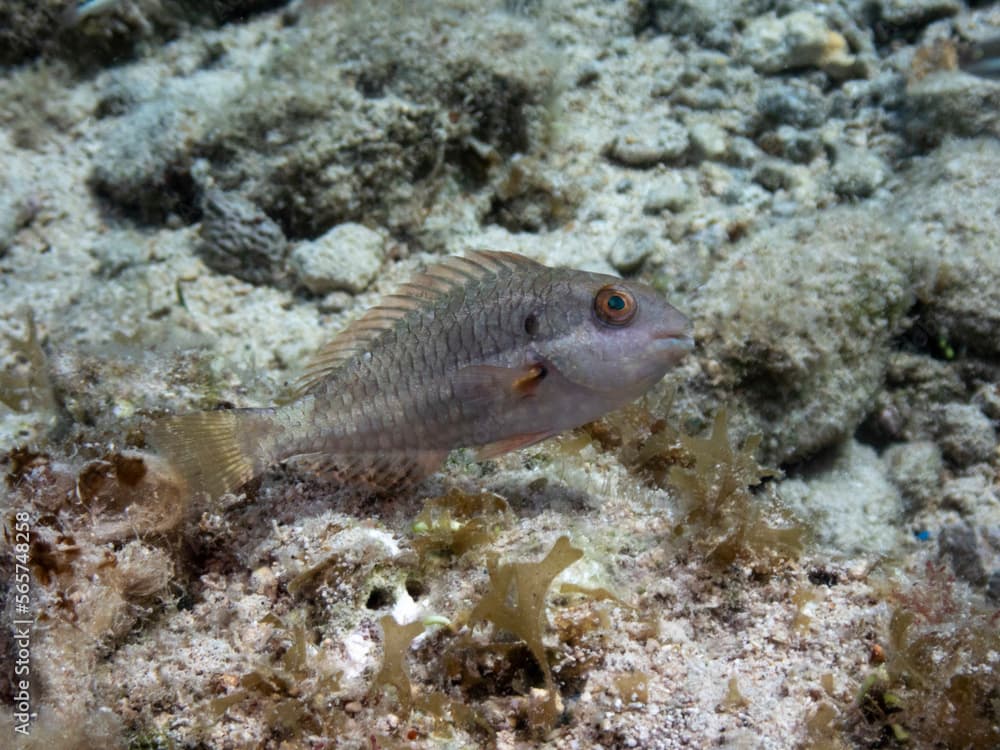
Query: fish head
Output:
[[537, 271, 693, 400]]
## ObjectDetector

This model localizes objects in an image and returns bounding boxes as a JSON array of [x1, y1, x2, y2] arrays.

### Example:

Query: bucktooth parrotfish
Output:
[[151, 250, 693, 497]]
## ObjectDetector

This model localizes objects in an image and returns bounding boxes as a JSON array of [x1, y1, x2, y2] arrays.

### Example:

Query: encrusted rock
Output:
[[882, 440, 943, 515], [739, 11, 862, 78], [829, 147, 889, 199], [904, 72, 1000, 145], [780, 440, 904, 554], [973, 384, 1000, 420], [90, 74, 245, 224], [640, 0, 773, 51], [874, 0, 960, 30], [0, 189, 28, 258], [0, 0, 68, 66], [690, 206, 914, 465], [936, 403, 996, 467], [290, 223, 386, 295], [987, 570, 1000, 604], [938, 522, 988, 587], [886, 139, 1000, 359], [89, 8, 555, 240], [941, 475, 995, 516], [197, 189, 289, 286]]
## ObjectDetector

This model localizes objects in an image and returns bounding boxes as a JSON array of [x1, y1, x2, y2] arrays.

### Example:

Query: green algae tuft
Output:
[[665, 409, 805, 567], [411, 488, 510, 564]]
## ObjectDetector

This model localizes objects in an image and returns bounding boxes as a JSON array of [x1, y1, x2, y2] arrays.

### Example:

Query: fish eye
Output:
[[524, 313, 539, 335], [594, 285, 637, 326]]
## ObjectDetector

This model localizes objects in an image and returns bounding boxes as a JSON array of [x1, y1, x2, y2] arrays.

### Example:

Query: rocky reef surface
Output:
[[1, 1, 998, 748]]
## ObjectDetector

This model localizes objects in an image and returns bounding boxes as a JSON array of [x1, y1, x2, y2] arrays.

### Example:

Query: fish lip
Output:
[[648, 333, 695, 364], [651, 329, 695, 350]]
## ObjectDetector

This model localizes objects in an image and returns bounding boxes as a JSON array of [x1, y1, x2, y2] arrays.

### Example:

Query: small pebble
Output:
[[605, 117, 689, 168], [609, 228, 654, 274], [318, 290, 354, 314], [673, 85, 730, 110], [575, 61, 600, 87], [830, 147, 889, 198], [937, 403, 996, 466], [757, 79, 829, 129], [972, 384, 1000, 420], [739, 11, 855, 75], [987, 570, 1000, 604], [759, 125, 822, 164], [250, 566, 277, 599], [938, 522, 988, 586], [643, 173, 694, 213], [876, 0, 960, 28], [726, 136, 763, 167], [752, 160, 797, 192], [940, 475, 995, 515], [688, 120, 728, 162], [291, 222, 386, 295], [882, 440, 943, 514], [197, 189, 289, 286]]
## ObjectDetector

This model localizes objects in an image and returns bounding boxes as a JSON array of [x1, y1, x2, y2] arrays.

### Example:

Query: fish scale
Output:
[[150, 250, 693, 498]]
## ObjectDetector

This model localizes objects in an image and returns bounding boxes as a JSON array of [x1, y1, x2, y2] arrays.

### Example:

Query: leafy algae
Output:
[[467, 535, 583, 725]]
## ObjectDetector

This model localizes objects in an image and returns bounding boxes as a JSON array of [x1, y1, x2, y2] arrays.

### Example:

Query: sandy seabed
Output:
[[1, 1, 999, 748]]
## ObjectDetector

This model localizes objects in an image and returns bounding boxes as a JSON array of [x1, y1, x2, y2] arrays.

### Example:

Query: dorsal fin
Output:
[[293, 251, 546, 397]]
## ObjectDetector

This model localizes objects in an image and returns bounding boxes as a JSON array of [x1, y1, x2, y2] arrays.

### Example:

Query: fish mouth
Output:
[[651, 328, 695, 354]]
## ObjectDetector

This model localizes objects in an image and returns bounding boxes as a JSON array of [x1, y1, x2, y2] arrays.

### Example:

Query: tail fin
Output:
[[148, 407, 279, 499]]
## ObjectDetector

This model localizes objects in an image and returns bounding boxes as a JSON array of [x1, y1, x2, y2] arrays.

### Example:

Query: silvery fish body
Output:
[[152, 251, 693, 497]]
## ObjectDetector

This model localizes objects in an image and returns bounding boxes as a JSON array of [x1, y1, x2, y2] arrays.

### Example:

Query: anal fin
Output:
[[475, 429, 557, 460]]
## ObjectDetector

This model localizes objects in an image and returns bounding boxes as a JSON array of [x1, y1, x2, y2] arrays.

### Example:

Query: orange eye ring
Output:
[[594, 285, 637, 326]]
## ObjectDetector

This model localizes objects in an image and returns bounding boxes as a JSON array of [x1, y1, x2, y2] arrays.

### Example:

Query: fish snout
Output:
[[649, 312, 695, 360], [652, 307, 693, 341]]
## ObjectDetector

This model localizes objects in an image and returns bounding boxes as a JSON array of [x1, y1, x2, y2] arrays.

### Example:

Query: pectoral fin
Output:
[[511, 364, 547, 394], [453, 362, 548, 404]]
